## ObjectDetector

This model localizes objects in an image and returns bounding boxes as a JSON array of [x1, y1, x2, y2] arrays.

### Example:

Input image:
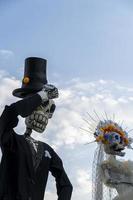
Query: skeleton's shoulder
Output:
[[39, 141, 53, 152]]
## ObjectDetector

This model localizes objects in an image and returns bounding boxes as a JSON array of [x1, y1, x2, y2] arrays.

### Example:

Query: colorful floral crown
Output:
[[94, 120, 129, 146]]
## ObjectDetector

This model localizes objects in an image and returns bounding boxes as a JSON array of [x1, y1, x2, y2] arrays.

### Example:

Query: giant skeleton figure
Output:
[[90, 118, 133, 200], [0, 57, 73, 200]]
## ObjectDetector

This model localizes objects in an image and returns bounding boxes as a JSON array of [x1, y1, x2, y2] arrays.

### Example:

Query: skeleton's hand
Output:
[[43, 84, 59, 99], [38, 84, 59, 101]]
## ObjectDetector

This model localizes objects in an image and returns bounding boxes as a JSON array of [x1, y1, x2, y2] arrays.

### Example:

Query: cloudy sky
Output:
[[1, 0, 133, 199]]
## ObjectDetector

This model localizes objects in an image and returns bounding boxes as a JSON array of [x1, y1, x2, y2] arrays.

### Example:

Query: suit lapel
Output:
[[21, 135, 35, 179], [34, 141, 44, 171]]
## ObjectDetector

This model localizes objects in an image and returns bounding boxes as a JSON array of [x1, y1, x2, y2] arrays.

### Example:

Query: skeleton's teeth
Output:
[[26, 105, 52, 133], [30, 114, 34, 120], [37, 123, 40, 127], [43, 125, 46, 130], [39, 124, 42, 128], [35, 114, 39, 121], [42, 117, 46, 122], [39, 115, 43, 121], [33, 121, 36, 126]]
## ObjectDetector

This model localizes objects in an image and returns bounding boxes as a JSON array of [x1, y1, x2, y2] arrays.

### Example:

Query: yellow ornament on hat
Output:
[[23, 76, 30, 84]]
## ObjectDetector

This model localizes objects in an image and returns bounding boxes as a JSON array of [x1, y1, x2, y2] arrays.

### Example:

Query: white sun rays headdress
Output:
[[80, 111, 133, 200], [81, 111, 133, 151]]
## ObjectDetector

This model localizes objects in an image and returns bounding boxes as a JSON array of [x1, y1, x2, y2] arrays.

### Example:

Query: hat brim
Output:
[[12, 88, 41, 98]]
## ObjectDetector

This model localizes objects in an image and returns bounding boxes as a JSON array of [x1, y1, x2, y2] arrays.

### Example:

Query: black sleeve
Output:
[[0, 94, 42, 146], [50, 149, 73, 200], [10, 94, 42, 117]]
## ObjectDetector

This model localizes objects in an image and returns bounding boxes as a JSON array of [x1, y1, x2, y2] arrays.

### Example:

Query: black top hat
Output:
[[12, 57, 48, 98]]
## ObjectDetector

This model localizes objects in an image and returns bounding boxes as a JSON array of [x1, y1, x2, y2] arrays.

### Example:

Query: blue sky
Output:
[[1, 1, 133, 199], [1, 0, 133, 84]]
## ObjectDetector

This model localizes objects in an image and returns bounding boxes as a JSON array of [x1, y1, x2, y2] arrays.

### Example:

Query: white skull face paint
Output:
[[25, 99, 56, 133]]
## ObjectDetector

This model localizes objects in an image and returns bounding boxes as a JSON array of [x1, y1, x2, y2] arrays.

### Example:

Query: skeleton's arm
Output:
[[0, 94, 42, 146], [11, 94, 42, 118], [50, 149, 73, 200]]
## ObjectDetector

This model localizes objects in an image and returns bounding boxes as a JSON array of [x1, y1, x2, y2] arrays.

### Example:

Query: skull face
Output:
[[94, 120, 130, 157], [103, 132, 125, 156], [25, 99, 56, 133]]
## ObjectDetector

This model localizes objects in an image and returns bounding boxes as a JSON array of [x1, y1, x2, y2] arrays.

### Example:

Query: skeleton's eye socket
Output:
[[45, 104, 56, 115], [112, 133, 121, 143], [115, 135, 119, 140], [50, 104, 56, 113]]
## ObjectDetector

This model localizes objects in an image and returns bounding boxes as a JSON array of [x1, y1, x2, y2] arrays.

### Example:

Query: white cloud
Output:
[[74, 169, 92, 198], [1, 72, 133, 199], [45, 79, 133, 151], [45, 191, 57, 200], [0, 49, 14, 59], [0, 76, 20, 109], [0, 49, 15, 71]]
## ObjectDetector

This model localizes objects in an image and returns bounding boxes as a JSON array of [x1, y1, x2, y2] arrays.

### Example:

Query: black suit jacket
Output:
[[0, 94, 73, 200]]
